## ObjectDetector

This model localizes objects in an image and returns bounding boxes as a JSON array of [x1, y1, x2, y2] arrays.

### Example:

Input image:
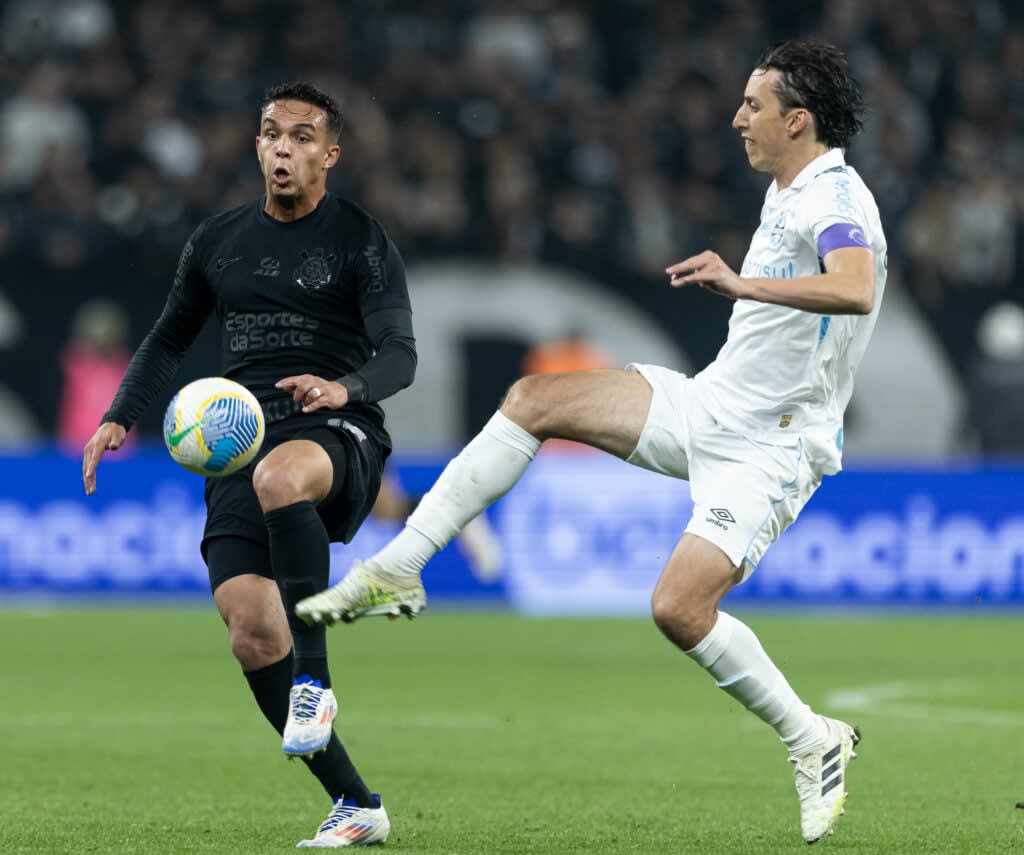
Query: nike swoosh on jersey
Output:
[[215, 256, 243, 270]]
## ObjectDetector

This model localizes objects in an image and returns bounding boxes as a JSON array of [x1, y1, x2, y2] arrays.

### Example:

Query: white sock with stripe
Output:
[[369, 411, 540, 580], [685, 611, 827, 756]]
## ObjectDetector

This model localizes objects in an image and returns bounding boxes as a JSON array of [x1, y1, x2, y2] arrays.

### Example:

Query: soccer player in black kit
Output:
[[81, 83, 414, 848]]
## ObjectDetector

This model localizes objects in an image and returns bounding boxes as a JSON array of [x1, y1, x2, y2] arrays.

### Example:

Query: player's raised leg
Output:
[[253, 439, 351, 757], [651, 533, 858, 844], [295, 369, 652, 625]]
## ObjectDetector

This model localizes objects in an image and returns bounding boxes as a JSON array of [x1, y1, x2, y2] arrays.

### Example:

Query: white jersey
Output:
[[692, 148, 887, 475]]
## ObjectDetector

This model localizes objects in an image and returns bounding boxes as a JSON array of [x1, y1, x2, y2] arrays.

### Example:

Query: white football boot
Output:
[[295, 560, 426, 626], [790, 716, 860, 844], [282, 677, 337, 757], [296, 794, 390, 848]]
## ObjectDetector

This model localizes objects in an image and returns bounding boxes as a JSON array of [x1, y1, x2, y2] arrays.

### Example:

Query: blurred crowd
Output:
[[1, 0, 1022, 448]]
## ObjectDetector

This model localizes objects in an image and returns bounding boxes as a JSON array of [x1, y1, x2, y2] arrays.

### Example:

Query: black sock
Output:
[[243, 652, 375, 806], [265, 501, 332, 688]]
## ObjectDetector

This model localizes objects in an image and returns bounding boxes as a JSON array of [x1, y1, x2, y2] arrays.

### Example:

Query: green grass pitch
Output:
[[1, 608, 1021, 853]]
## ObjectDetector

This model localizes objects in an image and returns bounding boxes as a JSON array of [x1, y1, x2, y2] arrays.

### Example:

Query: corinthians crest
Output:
[[294, 248, 338, 290]]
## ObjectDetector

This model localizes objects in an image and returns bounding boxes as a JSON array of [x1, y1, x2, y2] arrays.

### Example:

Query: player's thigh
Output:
[[202, 474, 270, 582], [308, 425, 386, 543], [251, 438, 334, 509], [686, 437, 820, 582], [502, 368, 652, 460], [206, 537, 289, 647]]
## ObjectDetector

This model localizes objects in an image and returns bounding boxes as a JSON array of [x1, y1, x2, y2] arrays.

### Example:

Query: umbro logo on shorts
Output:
[[820, 743, 843, 796], [711, 508, 736, 523]]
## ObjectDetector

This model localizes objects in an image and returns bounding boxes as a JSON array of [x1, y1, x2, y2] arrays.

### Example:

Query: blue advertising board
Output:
[[0, 448, 1021, 610]]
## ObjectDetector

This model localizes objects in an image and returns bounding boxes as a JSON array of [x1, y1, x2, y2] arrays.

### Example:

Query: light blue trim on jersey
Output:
[[835, 427, 844, 452], [742, 439, 805, 568], [817, 316, 831, 349]]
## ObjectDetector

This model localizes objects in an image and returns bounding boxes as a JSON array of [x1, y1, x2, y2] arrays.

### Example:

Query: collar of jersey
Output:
[[258, 191, 331, 227], [774, 148, 846, 194]]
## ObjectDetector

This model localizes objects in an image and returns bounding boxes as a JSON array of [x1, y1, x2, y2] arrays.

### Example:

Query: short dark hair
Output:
[[261, 82, 342, 142], [755, 41, 864, 150]]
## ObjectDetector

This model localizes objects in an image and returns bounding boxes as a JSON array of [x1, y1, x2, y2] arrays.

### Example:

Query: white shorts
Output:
[[626, 363, 821, 581]]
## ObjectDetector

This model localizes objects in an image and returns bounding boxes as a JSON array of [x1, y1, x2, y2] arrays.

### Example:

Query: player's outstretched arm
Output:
[[666, 246, 875, 315], [82, 422, 128, 495]]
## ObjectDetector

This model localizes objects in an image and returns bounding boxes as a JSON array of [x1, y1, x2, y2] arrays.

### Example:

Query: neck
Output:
[[264, 187, 326, 222], [773, 143, 830, 190]]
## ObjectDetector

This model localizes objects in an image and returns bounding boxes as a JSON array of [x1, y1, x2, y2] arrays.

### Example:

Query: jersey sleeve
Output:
[[102, 224, 215, 430], [796, 172, 871, 260], [338, 220, 417, 403]]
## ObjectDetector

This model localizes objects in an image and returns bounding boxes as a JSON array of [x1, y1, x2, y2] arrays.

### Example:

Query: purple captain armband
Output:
[[817, 222, 870, 258]]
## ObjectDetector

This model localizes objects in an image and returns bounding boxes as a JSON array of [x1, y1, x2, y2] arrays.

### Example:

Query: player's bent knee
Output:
[[229, 619, 291, 669], [500, 375, 558, 437], [650, 587, 716, 650], [252, 459, 308, 511]]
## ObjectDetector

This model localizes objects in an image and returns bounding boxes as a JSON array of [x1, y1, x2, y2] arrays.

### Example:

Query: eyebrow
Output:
[[260, 119, 318, 133]]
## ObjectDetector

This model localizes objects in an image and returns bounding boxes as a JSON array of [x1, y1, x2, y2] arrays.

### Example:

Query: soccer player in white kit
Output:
[[297, 40, 884, 844]]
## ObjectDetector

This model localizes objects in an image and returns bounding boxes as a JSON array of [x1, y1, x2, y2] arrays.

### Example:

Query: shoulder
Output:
[[184, 202, 258, 257], [325, 194, 394, 247], [197, 200, 259, 239], [795, 164, 870, 226]]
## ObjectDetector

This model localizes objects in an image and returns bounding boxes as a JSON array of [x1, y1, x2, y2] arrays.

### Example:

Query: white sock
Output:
[[369, 411, 540, 580], [685, 611, 827, 756]]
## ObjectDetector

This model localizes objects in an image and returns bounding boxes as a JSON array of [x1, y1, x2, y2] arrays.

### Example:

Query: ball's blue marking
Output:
[[200, 396, 261, 473]]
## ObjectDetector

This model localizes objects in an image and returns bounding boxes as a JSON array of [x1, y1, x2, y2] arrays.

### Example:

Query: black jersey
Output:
[[103, 193, 416, 450]]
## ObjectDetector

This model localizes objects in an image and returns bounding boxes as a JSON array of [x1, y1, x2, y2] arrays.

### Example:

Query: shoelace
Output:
[[317, 801, 360, 833], [790, 757, 816, 785], [290, 683, 323, 722]]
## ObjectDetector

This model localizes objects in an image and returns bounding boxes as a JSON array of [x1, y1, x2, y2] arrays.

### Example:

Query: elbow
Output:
[[401, 350, 418, 390], [850, 279, 875, 315], [852, 292, 874, 315]]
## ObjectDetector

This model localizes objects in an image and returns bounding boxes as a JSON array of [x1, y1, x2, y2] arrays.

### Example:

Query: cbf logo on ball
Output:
[[164, 377, 265, 476]]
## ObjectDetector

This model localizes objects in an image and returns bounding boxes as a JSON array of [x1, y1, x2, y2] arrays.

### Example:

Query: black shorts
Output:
[[201, 422, 386, 591]]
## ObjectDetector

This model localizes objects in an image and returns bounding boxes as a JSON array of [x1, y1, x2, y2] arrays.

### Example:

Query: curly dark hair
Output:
[[261, 82, 342, 142], [755, 41, 864, 150]]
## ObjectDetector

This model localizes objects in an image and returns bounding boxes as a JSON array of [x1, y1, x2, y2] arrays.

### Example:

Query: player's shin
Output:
[[265, 500, 332, 686], [370, 411, 540, 579], [685, 611, 827, 755]]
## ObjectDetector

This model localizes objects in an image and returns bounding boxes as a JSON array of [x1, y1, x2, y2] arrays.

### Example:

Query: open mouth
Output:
[[272, 167, 291, 185]]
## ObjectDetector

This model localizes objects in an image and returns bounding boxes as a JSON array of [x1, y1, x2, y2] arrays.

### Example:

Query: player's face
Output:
[[732, 69, 791, 175], [257, 100, 340, 201]]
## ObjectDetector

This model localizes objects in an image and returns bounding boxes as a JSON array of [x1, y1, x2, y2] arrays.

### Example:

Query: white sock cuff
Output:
[[684, 610, 735, 668], [483, 411, 541, 459]]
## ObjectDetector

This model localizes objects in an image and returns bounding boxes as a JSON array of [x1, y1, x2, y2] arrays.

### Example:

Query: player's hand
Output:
[[666, 251, 747, 300], [275, 374, 350, 413], [82, 422, 127, 496]]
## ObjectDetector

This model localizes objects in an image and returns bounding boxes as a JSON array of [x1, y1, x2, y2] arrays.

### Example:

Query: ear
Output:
[[324, 143, 341, 169], [787, 109, 811, 139]]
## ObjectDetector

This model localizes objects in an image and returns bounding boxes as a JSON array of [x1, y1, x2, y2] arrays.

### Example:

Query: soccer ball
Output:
[[163, 377, 265, 476]]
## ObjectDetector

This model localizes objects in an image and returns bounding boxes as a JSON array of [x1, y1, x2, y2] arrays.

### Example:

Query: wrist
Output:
[[335, 374, 366, 403]]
